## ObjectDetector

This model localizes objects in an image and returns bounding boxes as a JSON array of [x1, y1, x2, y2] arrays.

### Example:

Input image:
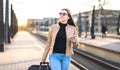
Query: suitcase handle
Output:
[[39, 62, 50, 70], [40, 62, 49, 65]]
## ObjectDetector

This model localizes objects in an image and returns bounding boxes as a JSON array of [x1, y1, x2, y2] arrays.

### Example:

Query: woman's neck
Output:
[[60, 21, 67, 24]]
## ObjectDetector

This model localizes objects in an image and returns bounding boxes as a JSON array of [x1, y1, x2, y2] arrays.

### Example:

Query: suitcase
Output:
[[28, 62, 51, 70]]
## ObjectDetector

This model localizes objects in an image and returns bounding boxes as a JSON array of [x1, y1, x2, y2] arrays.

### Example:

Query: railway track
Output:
[[31, 32, 120, 70], [73, 48, 120, 70]]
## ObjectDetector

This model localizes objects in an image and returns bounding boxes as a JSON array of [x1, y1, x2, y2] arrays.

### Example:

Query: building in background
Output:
[[27, 9, 119, 34], [27, 18, 58, 32], [73, 9, 119, 34]]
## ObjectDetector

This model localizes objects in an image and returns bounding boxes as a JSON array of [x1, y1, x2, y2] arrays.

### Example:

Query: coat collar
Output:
[[56, 22, 69, 27]]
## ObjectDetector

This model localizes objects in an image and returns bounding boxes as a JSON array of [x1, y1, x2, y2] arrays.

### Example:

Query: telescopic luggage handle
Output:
[[39, 62, 51, 70], [40, 62, 49, 65]]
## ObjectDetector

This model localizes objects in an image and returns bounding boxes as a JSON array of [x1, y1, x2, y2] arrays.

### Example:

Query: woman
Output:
[[41, 8, 79, 70], [101, 24, 107, 38]]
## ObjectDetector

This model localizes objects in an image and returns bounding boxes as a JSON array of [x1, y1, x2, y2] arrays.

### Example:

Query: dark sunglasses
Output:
[[59, 12, 68, 16]]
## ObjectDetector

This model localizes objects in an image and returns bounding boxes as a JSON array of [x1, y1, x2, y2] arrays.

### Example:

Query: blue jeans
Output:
[[49, 53, 71, 70]]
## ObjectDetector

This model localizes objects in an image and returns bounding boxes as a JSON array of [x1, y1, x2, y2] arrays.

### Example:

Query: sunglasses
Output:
[[59, 12, 68, 16]]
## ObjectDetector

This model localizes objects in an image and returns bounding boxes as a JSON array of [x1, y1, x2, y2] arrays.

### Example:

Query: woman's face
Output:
[[59, 10, 69, 23]]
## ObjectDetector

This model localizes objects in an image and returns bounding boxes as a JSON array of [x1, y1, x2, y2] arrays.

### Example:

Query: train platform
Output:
[[0, 31, 79, 70], [78, 36, 120, 53], [36, 31, 120, 53], [35, 31, 120, 65]]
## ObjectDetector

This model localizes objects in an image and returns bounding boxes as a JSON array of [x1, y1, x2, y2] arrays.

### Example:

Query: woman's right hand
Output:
[[41, 58, 46, 63]]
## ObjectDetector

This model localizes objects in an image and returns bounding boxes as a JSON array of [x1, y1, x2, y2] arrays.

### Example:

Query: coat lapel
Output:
[[53, 24, 60, 40]]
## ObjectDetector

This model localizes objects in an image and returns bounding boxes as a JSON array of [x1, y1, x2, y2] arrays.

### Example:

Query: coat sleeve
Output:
[[41, 25, 52, 61], [73, 27, 79, 48]]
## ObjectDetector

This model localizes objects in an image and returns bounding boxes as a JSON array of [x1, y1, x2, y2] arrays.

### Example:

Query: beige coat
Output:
[[42, 23, 79, 61]]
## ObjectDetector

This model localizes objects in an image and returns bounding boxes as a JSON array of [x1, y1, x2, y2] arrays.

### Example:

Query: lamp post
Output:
[[0, 0, 4, 52], [117, 14, 120, 35], [5, 0, 10, 44], [97, 0, 101, 32], [78, 13, 82, 37], [104, 16, 108, 31], [97, 0, 108, 32], [10, 4, 14, 38], [91, 6, 95, 39], [85, 21, 89, 38], [112, 12, 120, 35]]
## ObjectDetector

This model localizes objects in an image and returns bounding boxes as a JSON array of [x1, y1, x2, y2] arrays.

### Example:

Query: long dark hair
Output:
[[62, 8, 76, 27]]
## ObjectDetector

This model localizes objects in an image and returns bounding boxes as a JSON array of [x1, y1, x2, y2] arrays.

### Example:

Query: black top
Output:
[[53, 22, 67, 53]]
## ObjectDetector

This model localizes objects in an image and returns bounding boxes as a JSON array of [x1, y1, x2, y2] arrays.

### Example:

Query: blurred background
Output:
[[0, 0, 120, 70]]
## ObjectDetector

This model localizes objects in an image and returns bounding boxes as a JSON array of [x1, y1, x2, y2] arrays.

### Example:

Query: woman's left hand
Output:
[[69, 36, 77, 43]]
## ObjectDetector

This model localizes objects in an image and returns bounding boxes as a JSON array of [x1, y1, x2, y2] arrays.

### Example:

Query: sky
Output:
[[8, 0, 120, 25]]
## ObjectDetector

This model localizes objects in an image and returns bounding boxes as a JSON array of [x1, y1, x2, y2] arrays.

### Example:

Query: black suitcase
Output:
[[28, 62, 51, 70]]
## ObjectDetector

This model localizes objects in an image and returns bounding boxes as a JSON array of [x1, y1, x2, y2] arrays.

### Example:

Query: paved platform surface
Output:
[[37, 31, 120, 53], [0, 31, 79, 70], [78, 36, 120, 53]]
